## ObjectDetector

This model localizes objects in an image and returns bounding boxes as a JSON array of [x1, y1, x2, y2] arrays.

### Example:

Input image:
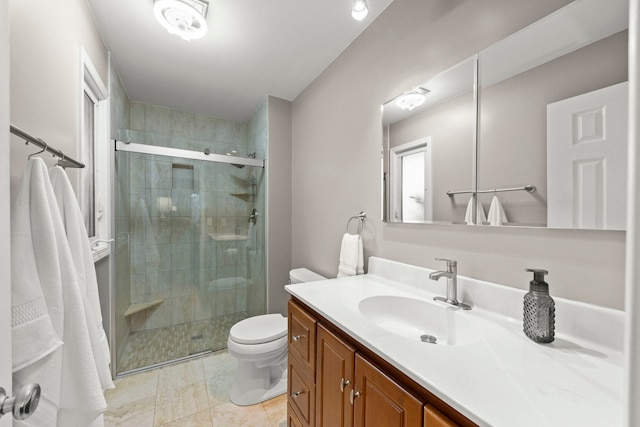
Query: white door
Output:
[[0, 0, 12, 425], [547, 82, 628, 230], [390, 137, 432, 222]]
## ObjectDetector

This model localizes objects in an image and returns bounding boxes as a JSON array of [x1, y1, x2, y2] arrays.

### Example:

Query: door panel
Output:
[[1, 0, 12, 425], [316, 324, 355, 427]]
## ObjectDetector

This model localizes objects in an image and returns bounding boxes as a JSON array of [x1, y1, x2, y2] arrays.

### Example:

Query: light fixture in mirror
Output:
[[395, 88, 430, 111], [382, 56, 477, 224], [477, 0, 628, 230]]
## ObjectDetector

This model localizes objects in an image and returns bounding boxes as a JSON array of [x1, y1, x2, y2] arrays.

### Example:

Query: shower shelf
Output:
[[229, 193, 255, 201], [124, 299, 164, 317]]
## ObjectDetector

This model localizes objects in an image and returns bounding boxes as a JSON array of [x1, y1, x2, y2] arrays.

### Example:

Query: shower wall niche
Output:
[[112, 95, 267, 374]]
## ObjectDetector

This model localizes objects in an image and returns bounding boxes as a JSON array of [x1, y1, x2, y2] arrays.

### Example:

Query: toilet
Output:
[[227, 268, 327, 406]]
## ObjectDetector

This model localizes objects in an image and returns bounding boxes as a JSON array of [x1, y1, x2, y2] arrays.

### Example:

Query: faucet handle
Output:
[[435, 258, 457, 270]]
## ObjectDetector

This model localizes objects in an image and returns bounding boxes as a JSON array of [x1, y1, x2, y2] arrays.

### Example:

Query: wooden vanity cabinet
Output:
[[287, 298, 475, 427]]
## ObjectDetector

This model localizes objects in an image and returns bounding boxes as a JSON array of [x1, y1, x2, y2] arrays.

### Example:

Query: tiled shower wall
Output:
[[122, 101, 266, 333]]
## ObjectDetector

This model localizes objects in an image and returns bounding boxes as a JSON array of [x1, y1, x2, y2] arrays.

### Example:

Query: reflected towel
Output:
[[135, 198, 160, 266], [488, 195, 509, 226], [464, 197, 486, 225], [246, 222, 256, 249], [49, 166, 114, 392], [337, 233, 364, 277]]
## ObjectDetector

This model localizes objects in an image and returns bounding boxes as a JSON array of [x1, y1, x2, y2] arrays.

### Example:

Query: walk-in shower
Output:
[[113, 138, 266, 375]]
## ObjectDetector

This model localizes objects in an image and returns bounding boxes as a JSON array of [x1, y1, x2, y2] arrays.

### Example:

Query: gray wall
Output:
[[267, 96, 293, 315], [292, 0, 626, 310], [9, 0, 108, 195]]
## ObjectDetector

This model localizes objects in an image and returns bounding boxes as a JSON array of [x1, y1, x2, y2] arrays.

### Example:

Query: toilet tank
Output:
[[289, 268, 326, 284]]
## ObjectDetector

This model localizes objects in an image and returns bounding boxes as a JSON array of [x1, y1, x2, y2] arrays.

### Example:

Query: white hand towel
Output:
[[464, 197, 486, 225], [49, 166, 115, 392], [337, 233, 364, 278], [11, 159, 64, 425], [487, 195, 509, 226], [13, 159, 106, 427]]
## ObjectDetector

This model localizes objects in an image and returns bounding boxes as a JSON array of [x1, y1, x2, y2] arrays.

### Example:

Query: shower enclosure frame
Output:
[[110, 139, 266, 377]]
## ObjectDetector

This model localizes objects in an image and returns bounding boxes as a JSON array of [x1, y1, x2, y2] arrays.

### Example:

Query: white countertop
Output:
[[285, 257, 624, 427]]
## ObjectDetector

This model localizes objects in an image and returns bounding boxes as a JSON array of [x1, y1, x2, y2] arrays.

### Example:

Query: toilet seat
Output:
[[229, 314, 287, 345]]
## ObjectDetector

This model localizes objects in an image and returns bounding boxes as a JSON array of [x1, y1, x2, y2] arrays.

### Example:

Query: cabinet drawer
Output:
[[288, 357, 316, 427], [424, 405, 458, 427], [288, 300, 317, 379]]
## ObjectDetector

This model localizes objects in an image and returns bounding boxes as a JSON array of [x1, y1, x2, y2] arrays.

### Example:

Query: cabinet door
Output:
[[316, 324, 356, 427], [424, 405, 458, 427], [289, 300, 317, 379], [353, 354, 423, 427], [288, 403, 304, 427]]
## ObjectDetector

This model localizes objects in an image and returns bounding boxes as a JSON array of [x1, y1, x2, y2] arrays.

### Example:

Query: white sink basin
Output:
[[358, 295, 479, 346]]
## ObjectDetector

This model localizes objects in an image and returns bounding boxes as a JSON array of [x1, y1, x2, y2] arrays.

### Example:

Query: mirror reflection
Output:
[[382, 0, 629, 230], [383, 56, 476, 224], [477, 0, 628, 229]]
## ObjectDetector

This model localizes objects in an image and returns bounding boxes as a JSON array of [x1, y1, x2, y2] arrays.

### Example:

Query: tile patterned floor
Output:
[[105, 350, 287, 427], [118, 313, 248, 373]]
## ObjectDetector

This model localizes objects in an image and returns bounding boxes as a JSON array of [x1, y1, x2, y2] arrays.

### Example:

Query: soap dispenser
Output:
[[523, 268, 555, 343]]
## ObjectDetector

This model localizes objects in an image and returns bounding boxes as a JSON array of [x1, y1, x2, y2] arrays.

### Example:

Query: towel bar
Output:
[[346, 212, 366, 235]]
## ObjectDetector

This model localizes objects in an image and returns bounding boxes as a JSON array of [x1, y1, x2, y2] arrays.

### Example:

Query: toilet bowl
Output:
[[227, 268, 326, 406]]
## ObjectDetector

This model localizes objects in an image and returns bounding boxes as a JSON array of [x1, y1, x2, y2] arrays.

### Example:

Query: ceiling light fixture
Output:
[[153, 0, 209, 41], [395, 87, 430, 111], [351, 0, 369, 21]]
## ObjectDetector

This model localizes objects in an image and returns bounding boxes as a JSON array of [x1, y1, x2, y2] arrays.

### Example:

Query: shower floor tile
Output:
[[118, 312, 248, 373]]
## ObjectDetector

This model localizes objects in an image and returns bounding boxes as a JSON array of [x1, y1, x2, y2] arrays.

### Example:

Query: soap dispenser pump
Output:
[[523, 268, 555, 343]]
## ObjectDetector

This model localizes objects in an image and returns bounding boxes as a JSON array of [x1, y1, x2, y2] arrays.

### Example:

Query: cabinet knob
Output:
[[349, 389, 361, 405], [340, 378, 350, 392], [0, 384, 41, 420], [291, 335, 304, 342], [291, 390, 303, 399]]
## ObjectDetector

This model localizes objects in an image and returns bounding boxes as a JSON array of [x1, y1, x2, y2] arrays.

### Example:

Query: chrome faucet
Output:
[[429, 258, 471, 310]]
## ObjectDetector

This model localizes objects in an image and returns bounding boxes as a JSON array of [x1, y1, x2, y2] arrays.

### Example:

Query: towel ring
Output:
[[346, 211, 366, 235]]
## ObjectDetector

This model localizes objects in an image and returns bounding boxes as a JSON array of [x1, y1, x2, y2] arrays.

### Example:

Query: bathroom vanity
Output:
[[285, 257, 624, 427]]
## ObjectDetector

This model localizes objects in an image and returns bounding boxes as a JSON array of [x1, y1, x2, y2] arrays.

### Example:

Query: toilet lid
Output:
[[230, 314, 287, 344]]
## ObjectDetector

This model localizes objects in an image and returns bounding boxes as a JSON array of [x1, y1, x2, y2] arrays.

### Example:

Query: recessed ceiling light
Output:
[[352, 0, 369, 21], [154, 0, 209, 41]]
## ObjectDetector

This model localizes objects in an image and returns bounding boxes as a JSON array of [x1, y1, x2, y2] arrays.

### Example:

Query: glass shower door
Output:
[[114, 144, 265, 374]]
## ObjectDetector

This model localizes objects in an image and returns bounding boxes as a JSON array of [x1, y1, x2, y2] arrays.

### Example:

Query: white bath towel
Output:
[[49, 166, 114, 392], [13, 159, 106, 427], [464, 196, 486, 225], [487, 195, 509, 226], [11, 159, 64, 425], [337, 233, 364, 277]]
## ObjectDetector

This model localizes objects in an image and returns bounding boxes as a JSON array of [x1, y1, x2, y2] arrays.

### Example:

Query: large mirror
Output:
[[382, 56, 477, 224], [383, 0, 629, 230]]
